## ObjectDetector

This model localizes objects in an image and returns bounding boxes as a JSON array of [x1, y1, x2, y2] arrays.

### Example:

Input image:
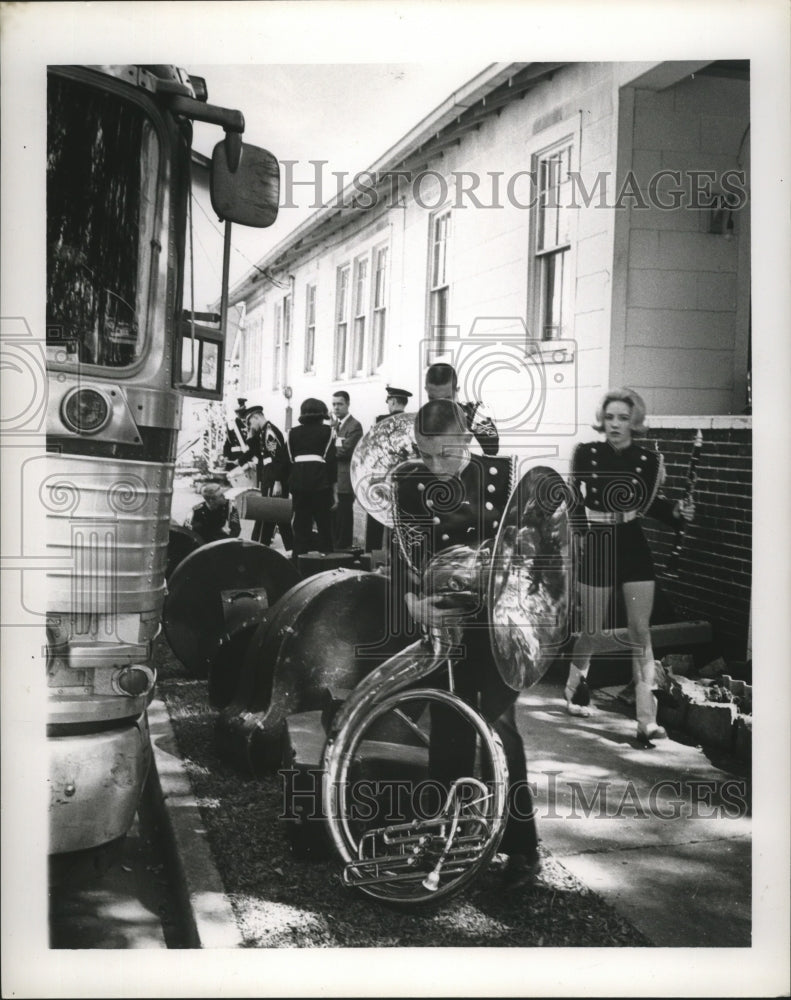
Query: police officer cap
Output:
[[299, 397, 330, 423], [386, 386, 413, 400], [243, 404, 264, 420]]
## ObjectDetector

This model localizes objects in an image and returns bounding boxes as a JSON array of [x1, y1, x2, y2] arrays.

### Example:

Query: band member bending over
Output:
[[393, 398, 540, 888], [242, 404, 293, 550], [190, 483, 241, 545], [563, 388, 695, 744], [288, 398, 338, 558]]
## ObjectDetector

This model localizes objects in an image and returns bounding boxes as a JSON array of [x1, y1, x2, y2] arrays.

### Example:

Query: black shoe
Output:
[[503, 854, 542, 889]]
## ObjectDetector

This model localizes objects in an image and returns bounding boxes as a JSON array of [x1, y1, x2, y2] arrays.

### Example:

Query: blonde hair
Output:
[[592, 387, 647, 434]]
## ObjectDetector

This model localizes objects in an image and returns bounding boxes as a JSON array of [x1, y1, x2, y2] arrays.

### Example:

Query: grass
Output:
[[154, 635, 652, 948]]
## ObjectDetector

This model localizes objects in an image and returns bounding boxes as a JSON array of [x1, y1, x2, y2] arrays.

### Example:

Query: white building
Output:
[[228, 61, 752, 658]]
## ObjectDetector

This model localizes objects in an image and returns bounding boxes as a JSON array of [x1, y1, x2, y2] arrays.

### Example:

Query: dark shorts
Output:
[[577, 520, 655, 588]]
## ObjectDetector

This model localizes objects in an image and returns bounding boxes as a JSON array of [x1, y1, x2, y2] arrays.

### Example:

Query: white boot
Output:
[[564, 664, 592, 718], [635, 680, 666, 743]]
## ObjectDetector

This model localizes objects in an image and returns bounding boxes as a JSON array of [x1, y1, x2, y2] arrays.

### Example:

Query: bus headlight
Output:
[[61, 388, 111, 435], [112, 665, 155, 697]]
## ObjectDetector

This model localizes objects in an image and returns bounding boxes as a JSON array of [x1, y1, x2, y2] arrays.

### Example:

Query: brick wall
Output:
[[642, 424, 752, 660]]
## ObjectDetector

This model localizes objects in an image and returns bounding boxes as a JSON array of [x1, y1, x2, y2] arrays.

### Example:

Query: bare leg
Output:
[[564, 583, 610, 717], [622, 579, 666, 741]]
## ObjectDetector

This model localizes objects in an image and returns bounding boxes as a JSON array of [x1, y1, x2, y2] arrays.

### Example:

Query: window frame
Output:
[[527, 126, 578, 343], [333, 263, 351, 380], [351, 253, 369, 377], [303, 282, 317, 374], [369, 243, 389, 374], [427, 207, 452, 352]]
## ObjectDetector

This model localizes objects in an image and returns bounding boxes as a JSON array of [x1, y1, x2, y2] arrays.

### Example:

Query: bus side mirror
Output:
[[210, 141, 280, 228]]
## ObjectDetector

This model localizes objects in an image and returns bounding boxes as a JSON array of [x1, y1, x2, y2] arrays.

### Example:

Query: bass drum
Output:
[[216, 568, 414, 775], [162, 538, 300, 679], [165, 523, 203, 582]]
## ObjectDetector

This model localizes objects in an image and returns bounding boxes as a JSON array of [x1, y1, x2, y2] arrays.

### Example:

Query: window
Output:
[[334, 264, 350, 379], [272, 300, 282, 389], [47, 73, 160, 369], [240, 313, 264, 394], [351, 256, 368, 376], [304, 283, 316, 372], [370, 245, 388, 373], [428, 210, 451, 350], [272, 293, 291, 388], [534, 142, 573, 341], [282, 292, 291, 388]]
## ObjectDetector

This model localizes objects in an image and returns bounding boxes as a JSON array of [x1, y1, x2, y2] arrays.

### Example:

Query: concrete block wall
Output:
[[642, 421, 752, 660]]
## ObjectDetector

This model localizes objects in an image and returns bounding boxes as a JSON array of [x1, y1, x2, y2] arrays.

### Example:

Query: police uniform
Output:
[[287, 415, 337, 557], [392, 452, 538, 861], [571, 440, 678, 588], [190, 498, 241, 545]]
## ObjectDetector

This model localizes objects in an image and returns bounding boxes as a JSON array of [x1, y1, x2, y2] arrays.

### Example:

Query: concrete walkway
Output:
[[517, 681, 751, 947]]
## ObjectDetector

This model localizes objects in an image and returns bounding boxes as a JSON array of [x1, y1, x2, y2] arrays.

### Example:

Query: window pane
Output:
[[47, 74, 159, 368]]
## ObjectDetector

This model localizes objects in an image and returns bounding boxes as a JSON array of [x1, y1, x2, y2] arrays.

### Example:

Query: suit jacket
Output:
[[333, 414, 363, 494]]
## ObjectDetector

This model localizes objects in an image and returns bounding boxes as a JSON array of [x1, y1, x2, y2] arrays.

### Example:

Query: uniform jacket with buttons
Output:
[[243, 421, 290, 492], [190, 499, 241, 544], [393, 453, 513, 574], [570, 440, 677, 527]]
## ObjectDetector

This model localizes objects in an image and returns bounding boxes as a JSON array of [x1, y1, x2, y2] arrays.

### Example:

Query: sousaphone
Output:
[[323, 452, 571, 907]]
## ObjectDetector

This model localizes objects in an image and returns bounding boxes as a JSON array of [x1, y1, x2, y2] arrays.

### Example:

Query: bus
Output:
[[45, 64, 278, 852]]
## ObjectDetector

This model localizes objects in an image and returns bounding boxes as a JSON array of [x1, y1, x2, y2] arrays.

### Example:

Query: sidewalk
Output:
[[517, 680, 751, 947], [148, 677, 751, 949]]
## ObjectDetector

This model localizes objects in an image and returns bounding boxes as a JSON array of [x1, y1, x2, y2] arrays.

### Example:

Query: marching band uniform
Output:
[[287, 398, 338, 557], [190, 488, 241, 545], [242, 407, 293, 549], [460, 399, 499, 456], [393, 451, 541, 882], [223, 397, 250, 470], [565, 425, 686, 741], [570, 440, 678, 589]]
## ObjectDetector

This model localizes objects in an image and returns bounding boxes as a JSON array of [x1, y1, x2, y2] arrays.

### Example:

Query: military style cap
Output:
[[235, 397, 248, 413], [385, 386, 413, 399], [242, 404, 264, 419]]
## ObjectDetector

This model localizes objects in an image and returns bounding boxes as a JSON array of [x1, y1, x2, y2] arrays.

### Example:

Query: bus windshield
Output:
[[47, 73, 160, 368]]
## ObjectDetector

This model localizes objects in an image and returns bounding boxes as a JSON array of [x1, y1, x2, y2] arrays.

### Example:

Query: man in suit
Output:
[[330, 390, 363, 549], [365, 386, 413, 552]]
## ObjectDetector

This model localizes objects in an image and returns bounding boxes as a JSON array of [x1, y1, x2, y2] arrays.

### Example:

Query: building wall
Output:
[[615, 73, 751, 416], [238, 62, 627, 452]]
